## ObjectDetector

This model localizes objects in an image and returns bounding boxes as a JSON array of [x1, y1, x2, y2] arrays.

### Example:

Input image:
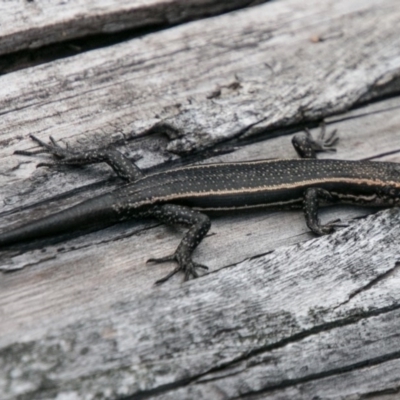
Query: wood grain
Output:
[[0, 0, 266, 56], [1, 97, 400, 400], [1, 0, 400, 161], [2, 208, 400, 399], [1, 0, 400, 398]]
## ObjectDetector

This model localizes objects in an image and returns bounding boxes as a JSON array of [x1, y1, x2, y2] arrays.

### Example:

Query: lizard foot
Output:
[[147, 253, 208, 284], [314, 219, 349, 236], [292, 121, 339, 158], [307, 121, 339, 152], [15, 134, 71, 160], [324, 218, 349, 232], [15, 134, 84, 168]]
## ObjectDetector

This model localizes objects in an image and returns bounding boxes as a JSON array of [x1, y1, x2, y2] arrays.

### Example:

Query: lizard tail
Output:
[[0, 193, 118, 247]]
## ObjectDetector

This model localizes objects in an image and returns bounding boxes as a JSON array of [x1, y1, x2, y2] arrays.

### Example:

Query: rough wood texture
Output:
[[0, 0, 266, 56], [1, 0, 400, 399], [2, 208, 400, 400], [0, 0, 399, 159]]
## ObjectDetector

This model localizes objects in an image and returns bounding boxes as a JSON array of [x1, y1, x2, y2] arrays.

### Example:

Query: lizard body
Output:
[[3, 126, 400, 282]]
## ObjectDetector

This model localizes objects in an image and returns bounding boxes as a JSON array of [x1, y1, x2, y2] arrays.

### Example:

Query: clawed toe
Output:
[[193, 263, 209, 270], [305, 125, 338, 152], [325, 218, 349, 230], [15, 134, 68, 160], [30, 134, 49, 147], [148, 252, 209, 284], [147, 254, 175, 264], [30, 135, 63, 156], [319, 219, 349, 235], [155, 266, 182, 285]]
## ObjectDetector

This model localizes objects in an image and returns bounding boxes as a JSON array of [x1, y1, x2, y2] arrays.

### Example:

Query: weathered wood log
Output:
[[2, 208, 400, 399], [1, 0, 400, 160], [1, 0, 399, 213], [1, 0, 400, 399], [0, 0, 267, 56]]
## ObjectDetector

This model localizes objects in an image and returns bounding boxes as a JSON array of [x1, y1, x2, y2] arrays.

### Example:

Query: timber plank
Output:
[[1, 97, 400, 400], [1, 208, 400, 399], [0, 0, 399, 164], [0, 0, 266, 56], [0, 0, 399, 215], [1, 0, 400, 398]]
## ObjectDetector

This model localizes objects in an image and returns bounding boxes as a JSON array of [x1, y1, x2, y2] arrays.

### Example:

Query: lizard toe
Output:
[[147, 254, 176, 264], [149, 252, 208, 284]]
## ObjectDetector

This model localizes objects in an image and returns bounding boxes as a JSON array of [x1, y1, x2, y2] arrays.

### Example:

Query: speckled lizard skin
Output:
[[2, 125, 400, 283]]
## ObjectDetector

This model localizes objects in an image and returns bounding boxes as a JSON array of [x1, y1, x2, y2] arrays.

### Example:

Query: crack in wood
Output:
[[234, 351, 400, 399], [360, 385, 400, 399], [118, 304, 400, 399], [120, 349, 400, 400], [14, 254, 58, 271], [333, 261, 400, 310], [2, 2, 400, 398], [0, 220, 160, 272], [364, 149, 400, 161]]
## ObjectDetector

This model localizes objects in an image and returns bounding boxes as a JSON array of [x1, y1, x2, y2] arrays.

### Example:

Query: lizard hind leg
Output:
[[146, 204, 211, 284], [15, 134, 143, 182]]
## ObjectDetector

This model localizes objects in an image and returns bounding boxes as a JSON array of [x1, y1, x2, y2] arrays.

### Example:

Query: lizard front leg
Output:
[[16, 134, 143, 182], [146, 204, 211, 284], [292, 122, 338, 159]]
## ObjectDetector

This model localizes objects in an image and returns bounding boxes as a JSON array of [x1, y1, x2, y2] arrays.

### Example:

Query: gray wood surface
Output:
[[1, 0, 400, 399], [0, 0, 266, 56]]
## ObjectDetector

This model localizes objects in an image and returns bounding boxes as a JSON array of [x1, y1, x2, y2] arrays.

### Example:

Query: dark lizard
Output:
[[2, 125, 400, 283]]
